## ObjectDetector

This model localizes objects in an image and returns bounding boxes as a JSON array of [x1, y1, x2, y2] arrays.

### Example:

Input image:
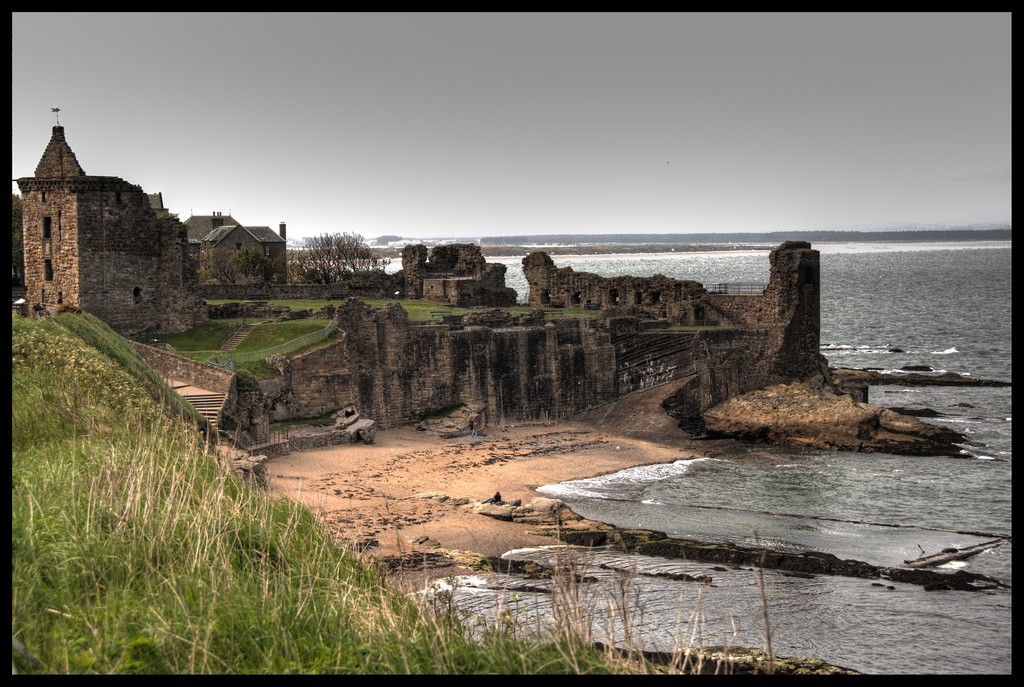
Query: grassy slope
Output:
[[11, 314, 639, 674]]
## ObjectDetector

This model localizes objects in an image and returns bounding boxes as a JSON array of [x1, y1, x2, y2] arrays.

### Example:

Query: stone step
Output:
[[182, 392, 225, 426], [221, 324, 257, 350]]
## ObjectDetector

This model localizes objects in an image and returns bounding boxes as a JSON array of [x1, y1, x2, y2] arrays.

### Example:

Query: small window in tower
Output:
[[41, 191, 46, 203], [44, 260, 53, 282], [133, 287, 142, 305], [42, 217, 52, 239], [115, 191, 121, 204], [264, 245, 270, 256], [236, 243, 243, 250]]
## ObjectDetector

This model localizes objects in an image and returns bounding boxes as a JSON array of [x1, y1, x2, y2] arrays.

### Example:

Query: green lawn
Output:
[[205, 298, 600, 321]]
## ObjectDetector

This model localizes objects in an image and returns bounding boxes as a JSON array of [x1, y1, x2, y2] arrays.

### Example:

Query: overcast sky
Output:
[[12, 12, 1011, 241]]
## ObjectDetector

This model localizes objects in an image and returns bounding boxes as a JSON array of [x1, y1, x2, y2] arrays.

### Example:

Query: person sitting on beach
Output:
[[482, 491, 502, 505]]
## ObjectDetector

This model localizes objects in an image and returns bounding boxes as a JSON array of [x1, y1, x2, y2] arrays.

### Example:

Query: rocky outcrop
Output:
[[222, 448, 269, 489], [408, 492, 582, 527], [702, 380, 966, 455], [555, 528, 1007, 592], [832, 367, 1011, 387], [475, 496, 578, 524], [334, 407, 377, 443]]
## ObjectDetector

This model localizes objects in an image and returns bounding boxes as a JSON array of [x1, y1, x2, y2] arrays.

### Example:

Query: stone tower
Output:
[[762, 240, 822, 380], [17, 126, 203, 337]]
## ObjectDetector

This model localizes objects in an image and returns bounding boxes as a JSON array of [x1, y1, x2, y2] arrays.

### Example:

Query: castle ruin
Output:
[[16, 126, 204, 337], [257, 242, 825, 434], [402, 243, 517, 307], [16, 125, 826, 442]]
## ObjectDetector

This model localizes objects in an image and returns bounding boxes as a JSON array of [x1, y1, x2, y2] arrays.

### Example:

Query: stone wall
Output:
[[402, 243, 517, 307], [522, 251, 708, 324], [199, 271, 404, 303], [261, 299, 618, 428], [127, 339, 237, 423]]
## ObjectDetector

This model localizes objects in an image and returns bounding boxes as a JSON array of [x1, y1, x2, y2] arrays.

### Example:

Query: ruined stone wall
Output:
[[402, 243, 516, 307], [522, 251, 706, 323], [201, 282, 351, 301], [250, 241, 823, 436], [18, 127, 203, 337], [199, 272, 403, 302], [261, 300, 618, 428], [761, 241, 822, 380], [701, 293, 767, 326]]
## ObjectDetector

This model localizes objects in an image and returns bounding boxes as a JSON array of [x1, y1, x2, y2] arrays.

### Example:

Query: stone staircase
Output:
[[182, 392, 226, 428], [221, 323, 256, 350]]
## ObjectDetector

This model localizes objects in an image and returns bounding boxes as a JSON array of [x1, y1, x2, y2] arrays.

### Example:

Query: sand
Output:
[[264, 421, 701, 592]]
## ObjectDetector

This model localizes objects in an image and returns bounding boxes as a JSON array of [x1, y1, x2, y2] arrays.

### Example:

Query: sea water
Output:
[[425, 243, 1012, 674]]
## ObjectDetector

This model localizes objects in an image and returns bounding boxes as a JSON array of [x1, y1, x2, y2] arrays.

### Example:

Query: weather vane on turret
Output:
[[51, 107, 60, 125]]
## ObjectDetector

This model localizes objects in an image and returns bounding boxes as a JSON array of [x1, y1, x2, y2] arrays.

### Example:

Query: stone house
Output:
[[16, 125, 205, 337], [184, 213, 287, 262]]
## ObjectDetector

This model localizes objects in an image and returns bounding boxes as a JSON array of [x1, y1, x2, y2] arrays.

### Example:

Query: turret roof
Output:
[[33, 126, 86, 178]]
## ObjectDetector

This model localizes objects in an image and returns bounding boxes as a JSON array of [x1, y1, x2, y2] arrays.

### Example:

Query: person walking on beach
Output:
[[470, 418, 478, 438]]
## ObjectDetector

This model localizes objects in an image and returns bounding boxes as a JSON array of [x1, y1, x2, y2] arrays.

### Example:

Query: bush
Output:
[[56, 302, 82, 315]]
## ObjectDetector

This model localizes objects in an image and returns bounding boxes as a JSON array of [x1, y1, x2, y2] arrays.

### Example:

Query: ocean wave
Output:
[[536, 457, 714, 500], [931, 347, 959, 354], [820, 344, 909, 355]]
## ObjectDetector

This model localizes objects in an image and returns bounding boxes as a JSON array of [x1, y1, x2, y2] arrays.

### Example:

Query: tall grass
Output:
[[11, 315, 648, 674]]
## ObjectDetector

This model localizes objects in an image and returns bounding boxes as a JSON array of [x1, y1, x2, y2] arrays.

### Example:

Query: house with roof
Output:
[[184, 212, 287, 263]]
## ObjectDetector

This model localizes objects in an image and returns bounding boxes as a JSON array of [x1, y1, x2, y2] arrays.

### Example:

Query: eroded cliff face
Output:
[[263, 299, 618, 428]]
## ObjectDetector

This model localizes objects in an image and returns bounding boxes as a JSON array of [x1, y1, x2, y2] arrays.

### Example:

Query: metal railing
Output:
[[704, 282, 767, 294], [214, 316, 248, 349]]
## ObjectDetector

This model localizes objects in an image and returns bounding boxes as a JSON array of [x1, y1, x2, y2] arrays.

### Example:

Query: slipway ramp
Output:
[[568, 376, 697, 448]]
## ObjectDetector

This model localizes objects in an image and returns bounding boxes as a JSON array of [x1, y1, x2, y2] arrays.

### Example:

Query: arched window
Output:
[[133, 287, 142, 305]]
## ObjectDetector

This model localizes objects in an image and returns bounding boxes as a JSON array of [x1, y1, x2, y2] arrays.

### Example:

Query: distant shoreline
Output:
[[376, 235, 1010, 260]]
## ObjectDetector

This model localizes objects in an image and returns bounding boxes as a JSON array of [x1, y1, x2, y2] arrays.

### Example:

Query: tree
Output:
[[12, 194, 24, 287], [198, 247, 239, 284], [288, 232, 390, 284], [234, 247, 285, 284]]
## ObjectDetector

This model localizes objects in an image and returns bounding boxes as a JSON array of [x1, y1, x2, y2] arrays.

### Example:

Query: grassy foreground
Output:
[[10, 314, 648, 674]]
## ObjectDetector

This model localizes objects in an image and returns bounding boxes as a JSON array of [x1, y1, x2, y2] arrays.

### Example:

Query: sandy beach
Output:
[[265, 421, 702, 591]]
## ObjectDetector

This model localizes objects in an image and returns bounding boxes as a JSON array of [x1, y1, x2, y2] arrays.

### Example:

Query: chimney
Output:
[[279, 222, 286, 240]]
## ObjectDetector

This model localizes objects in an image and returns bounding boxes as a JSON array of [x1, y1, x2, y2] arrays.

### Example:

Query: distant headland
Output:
[[372, 225, 1011, 257]]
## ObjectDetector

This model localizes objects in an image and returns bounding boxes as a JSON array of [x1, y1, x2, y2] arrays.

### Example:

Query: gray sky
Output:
[[12, 12, 1011, 241]]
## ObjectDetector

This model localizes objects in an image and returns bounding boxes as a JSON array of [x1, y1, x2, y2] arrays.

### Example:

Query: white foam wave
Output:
[[537, 457, 713, 500], [931, 347, 959, 354], [820, 344, 895, 354]]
